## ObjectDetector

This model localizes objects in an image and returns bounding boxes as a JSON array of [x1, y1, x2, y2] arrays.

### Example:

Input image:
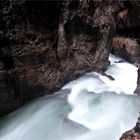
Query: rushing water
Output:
[[0, 54, 140, 140]]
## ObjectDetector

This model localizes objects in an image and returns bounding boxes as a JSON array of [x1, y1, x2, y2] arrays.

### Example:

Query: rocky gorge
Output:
[[0, 0, 140, 139]]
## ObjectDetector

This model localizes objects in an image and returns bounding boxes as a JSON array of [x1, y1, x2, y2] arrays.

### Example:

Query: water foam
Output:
[[0, 54, 139, 140]]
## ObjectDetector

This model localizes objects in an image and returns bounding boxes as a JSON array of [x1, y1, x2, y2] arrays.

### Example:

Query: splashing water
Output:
[[0, 54, 140, 140]]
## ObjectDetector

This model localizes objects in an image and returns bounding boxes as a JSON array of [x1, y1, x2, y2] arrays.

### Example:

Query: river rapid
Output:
[[0, 54, 140, 140]]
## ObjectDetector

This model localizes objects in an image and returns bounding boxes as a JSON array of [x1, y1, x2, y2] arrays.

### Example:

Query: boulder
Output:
[[113, 37, 140, 63]]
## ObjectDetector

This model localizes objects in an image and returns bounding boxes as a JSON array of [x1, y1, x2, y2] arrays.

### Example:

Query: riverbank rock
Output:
[[113, 37, 140, 63], [120, 117, 140, 140], [0, 0, 121, 116]]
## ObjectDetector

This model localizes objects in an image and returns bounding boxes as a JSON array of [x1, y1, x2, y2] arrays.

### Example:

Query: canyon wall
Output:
[[0, 0, 140, 139], [0, 0, 121, 115]]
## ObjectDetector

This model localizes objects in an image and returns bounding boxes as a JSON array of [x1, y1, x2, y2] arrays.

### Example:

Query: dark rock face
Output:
[[0, 0, 121, 115], [117, 1, 140, 34], [0, 1, 61, 115]]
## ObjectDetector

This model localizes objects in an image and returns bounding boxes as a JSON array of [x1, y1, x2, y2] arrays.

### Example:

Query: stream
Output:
[[0, 54, 140, 140]]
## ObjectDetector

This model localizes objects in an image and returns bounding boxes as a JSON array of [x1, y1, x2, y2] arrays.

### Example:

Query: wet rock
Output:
[[113, 37, 140, 63], [120, 130, 140, 140], [0, 0, 121, 115], [112, 36, 140, 96], [120, 117, 140, 140]]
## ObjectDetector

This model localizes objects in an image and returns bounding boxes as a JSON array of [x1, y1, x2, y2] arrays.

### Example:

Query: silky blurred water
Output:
[[0, 54, 140, 140]]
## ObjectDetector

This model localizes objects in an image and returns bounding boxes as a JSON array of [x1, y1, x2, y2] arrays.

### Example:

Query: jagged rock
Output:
[[0, 0, 121, 115], [0, 1, 140, 140]]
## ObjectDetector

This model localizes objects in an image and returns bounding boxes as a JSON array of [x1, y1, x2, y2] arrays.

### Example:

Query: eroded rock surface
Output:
[[0, 1, 140, 139], [0, 0, 121, 115]]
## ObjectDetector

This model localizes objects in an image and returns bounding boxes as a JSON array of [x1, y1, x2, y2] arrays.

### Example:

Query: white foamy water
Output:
[[0, 54, 140, 140]]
